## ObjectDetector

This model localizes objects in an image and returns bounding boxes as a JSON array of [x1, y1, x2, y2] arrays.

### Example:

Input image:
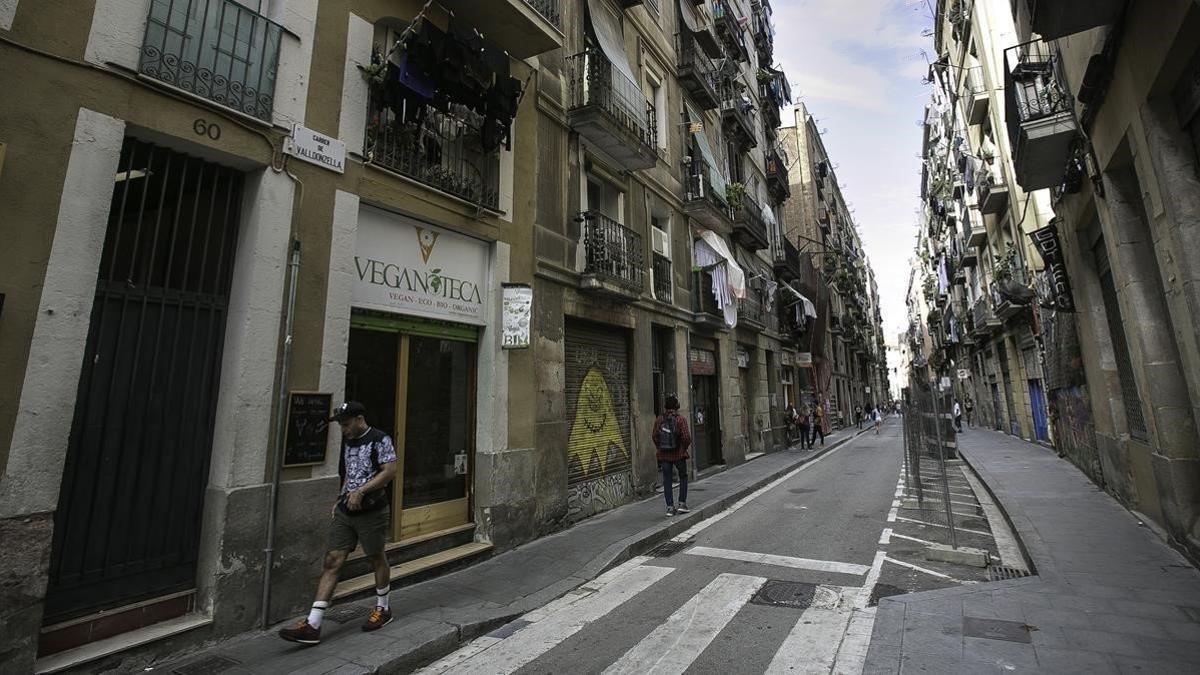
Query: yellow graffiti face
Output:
[[568, 368, 628, 477]]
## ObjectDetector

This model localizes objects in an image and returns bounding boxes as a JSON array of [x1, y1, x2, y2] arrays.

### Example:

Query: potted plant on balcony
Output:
[[726, 181, 746, 209]]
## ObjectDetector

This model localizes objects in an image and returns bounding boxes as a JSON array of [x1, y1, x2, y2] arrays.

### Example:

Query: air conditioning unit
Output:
[[652, 226, 671, 258]]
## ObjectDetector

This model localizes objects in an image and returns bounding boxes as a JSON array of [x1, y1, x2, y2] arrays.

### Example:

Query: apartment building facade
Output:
[[912, 0, 1200, 559]]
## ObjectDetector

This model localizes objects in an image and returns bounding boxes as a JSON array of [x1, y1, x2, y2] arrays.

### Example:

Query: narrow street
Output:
[[418, 420, 1002, 674]]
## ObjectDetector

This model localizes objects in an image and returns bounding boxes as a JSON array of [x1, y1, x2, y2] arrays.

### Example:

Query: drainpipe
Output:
[[262, 239, 301, 629]]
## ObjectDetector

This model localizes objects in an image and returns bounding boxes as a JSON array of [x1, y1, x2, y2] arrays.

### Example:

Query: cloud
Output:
[[770, 0, 932, 340]]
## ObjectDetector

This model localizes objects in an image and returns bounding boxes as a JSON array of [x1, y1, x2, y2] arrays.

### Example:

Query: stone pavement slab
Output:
[[863, 429, 1200, 673], [156, 429, 869, 674]]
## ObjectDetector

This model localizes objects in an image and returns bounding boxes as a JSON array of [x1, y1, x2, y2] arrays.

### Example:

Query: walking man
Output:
[[855, 404, 863, 430], [655, 395, 692, 516], [797, 404, 812, 450], [811, 401, 826, 447], [279, 402, 397, 645], [954, 400, 964, 432], [965, 397, 974, 428]]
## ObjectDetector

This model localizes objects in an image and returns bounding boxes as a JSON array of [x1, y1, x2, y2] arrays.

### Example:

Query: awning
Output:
[[781, 282, 816, 319], [587, 0, 638, 87], [694, 229, 746, 328], [685, 102, 729, 200]]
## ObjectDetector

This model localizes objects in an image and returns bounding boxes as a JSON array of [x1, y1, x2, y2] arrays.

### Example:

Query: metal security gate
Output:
[[565, 321, 633, 486], [46, 139, 242, 623]]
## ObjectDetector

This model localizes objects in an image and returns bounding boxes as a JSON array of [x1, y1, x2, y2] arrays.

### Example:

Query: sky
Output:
[[771, 0, 934, 384]]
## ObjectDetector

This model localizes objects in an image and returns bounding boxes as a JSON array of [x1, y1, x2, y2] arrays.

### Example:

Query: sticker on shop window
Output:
[[454, 452, 469, 476]]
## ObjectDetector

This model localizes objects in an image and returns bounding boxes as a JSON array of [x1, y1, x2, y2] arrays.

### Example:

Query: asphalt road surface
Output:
[[419, 419, 1005, 674]]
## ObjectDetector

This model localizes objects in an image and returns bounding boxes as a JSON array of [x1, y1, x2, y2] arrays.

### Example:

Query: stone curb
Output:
[[383, 427, 876, 672]]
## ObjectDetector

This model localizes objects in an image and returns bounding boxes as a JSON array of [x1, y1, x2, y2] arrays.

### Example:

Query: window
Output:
[[645, 72, 667, 151], [726, 141, 744, 183], [586, 173, 623, 221]]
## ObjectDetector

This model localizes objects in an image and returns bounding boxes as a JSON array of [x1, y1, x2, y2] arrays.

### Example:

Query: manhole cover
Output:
[[172, 655, 240, 674], [788, 488, 817, 494], [987, 565, 1032, 581], [869, 583, 907, 607], [324, 605, 366, 623], [749, 581, 838, 610], [962, 616, 1033, 643], [649, 540, 692, 557]]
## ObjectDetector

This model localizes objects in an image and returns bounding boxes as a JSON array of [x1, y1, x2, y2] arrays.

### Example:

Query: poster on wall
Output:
[[353, 207, 490, 325], [501, 283, 532, 349], [283, 392, 332, 467]]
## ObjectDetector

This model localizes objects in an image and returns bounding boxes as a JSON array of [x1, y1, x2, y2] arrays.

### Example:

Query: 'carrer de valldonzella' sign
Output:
[[287, 124, 346, 174], [353, 207, 489, 325]]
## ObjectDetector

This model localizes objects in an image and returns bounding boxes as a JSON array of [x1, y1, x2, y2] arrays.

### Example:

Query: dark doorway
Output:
[[690, 347, 723, 469], [47, 139, 243, 623]]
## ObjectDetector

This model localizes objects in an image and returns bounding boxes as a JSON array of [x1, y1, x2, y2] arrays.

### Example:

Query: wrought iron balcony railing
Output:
[[712, 0, 749, 62], [139, 0, 283, 122], [731, 195, 770, 251], [718, 79, 758, 148], [523, 0, 561, 29], [567, 45, 658, 169], [365, 92, 501, 210], [765, 148, 790, 202], [1004, 38, 1079, 190], [579, 211, 645, 291], [693, 270, 725, 322], [676, 31, 720, 110], [652, 254, 672, 301], [772, 236, 801, 282], [683, 160, 733, 230]]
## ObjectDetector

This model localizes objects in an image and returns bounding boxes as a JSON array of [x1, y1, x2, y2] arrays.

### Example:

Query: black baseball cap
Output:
[[330, 401, 367, 422]]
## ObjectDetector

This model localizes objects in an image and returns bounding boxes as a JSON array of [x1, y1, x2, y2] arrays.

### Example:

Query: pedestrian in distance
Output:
[[855, 404, 863, 430], [811, 402, 826, 447], [797, 404, 812, 450], [279, 402, 397, 645], [873, 406, 882, 434], [954, 400, 964, 433], [654, 395, 692, 517], [965, 397, 974, 428], [784, 402, 800, 445]]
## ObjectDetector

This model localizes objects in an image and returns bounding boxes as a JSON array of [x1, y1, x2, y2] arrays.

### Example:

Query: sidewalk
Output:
[[156, 430, 867, 674], [865, 429, 1200, 674]]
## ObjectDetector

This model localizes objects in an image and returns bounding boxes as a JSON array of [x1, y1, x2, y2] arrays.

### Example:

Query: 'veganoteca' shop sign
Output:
[[353, 207, 489, 325]]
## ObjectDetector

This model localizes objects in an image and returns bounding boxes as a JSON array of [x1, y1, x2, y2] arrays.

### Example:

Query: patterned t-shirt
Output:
[[341, 427, 397, 493]]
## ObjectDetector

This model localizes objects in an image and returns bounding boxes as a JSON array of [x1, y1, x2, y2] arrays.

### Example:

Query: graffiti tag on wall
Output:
[[567, 471, 633, 520], [1051, 386, 1101, 482]]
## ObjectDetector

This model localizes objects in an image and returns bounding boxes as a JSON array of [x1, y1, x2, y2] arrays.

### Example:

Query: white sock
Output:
[[307, 601, 328, 628], [376, 586, 390, 610]]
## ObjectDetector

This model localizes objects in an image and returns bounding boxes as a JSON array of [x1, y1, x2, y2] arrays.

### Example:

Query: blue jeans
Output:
[[661, 459, 688, 507]]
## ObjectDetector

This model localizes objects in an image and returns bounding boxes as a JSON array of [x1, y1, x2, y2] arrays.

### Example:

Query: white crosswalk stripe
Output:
[[602, 572, 767, 675], [416, 557, 672, 675], [766, 586, 857, 674], [684, 545, 871, 576]]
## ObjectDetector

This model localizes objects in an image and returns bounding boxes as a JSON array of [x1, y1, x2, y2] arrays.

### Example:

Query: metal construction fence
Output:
[[902, 381, 961, 548]]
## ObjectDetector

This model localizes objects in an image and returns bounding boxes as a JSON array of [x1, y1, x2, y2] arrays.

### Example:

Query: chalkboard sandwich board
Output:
[[284, 391, 332, 467]]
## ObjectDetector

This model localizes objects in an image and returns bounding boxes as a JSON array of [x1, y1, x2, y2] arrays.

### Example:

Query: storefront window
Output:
[[402, 336, 472, 507]]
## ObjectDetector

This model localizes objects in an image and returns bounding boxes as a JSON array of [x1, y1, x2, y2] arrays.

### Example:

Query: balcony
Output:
[[731, 196, 770, 251], [1005, 40, 1079, 191], [139, 0, 283, 122], [578, 212, 645, 298], [818, 205, 831, 233], [712, 0, 749, 62], [567, 46, 658, 171], [976, 167, 1009, 214], [765, 148, 790, 202], [440, 0, 562, 57], [960, 244, 978, 268], [971, 296, 1002, 336], [966, 66, 989, 126], [829, 314, 843, 335], [683, 161, 733, 232], [677, 32, 720, 111], [966, 213, 987, 249], [652, 254, 673, 302], [1020, 0, 1124, 40], [752, 7, 774, 65], [365, 93, 500, 210], [718, 80, 758, 149], [693, 271, 727, 328], [737, 289, 771, 332], [772, 237, 801, 283], [992, 269, 1031, 321]]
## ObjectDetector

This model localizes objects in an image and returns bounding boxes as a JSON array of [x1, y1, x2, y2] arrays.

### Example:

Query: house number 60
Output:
[[193, 118, 222, 141]]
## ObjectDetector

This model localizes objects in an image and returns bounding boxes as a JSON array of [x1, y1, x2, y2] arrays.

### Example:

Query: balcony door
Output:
[[346, 314, 476, 542]]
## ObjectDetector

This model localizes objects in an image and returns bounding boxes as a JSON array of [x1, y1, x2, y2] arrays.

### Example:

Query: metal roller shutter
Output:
[[565, 321, 633, 486]]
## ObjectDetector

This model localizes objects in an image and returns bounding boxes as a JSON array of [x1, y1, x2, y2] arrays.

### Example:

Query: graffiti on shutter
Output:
[[565, 321, 633, 520]]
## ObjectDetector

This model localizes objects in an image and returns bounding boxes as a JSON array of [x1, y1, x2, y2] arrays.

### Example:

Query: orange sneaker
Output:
[[278, 619, 321, 645], [362, 606, 393, 632]]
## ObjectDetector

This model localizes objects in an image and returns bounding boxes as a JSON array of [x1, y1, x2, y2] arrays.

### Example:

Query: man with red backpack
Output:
[[653, 395, 693, 517]]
